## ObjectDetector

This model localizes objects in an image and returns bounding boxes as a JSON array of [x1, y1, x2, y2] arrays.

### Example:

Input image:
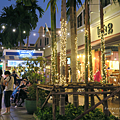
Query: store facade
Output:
[[36, 0, 120, 83], [1, 49, 44, 75], [76, 0, 120, 83]]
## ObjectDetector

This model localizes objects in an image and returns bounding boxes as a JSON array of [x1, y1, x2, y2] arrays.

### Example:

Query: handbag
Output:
[[2, 76, 11, 91]]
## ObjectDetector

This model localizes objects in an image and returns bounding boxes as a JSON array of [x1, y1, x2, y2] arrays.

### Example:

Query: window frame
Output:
[[77, 12, 83, 28], [100, 0, 111, 8], [40, 39, 42, 46]]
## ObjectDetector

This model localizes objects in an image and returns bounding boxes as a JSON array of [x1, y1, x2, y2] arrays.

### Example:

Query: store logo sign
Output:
[[97, 23, 113, 37], [19, 50, 33, 58]]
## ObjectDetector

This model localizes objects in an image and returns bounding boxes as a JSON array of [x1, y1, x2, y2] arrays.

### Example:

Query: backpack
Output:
[[3, 76, 11, 90]]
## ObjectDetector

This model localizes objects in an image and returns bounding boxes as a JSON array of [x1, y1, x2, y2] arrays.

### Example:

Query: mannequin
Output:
[[94, 69, 101, 82]]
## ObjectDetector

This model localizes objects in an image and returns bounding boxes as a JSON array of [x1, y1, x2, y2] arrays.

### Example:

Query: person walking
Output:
[[3, 71, 14, 115], [0, 69, 4, 115], [11, 70, 18, 85]]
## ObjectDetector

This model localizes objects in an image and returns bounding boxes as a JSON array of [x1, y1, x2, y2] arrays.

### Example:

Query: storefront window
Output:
[[77, 13, 82, 28], [40, 39, 42, 46], [102, 0, 110, 8]]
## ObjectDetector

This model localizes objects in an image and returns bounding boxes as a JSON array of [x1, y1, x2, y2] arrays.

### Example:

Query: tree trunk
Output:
[[60, 0, 67, 85], [51, 0, 57, 83], [27, 36, 29, 49], [100, 1, 106, 83], [88, 4, 93, 82], [84, 0, 89, 111], [88, 2, 94, 106], [70, 0, 78, 107]]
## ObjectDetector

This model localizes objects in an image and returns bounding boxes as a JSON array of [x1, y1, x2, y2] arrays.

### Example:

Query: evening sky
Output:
[[0, 0, 84, 44]]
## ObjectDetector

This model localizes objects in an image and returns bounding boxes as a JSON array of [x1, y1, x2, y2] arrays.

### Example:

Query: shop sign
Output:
[[105, 49, 111, 56], [19, 50, 33, 58], [97, 23, 113, 37]]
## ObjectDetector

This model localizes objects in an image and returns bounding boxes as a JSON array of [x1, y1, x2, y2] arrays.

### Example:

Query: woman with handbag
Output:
[[2, 71, 14, 115], [0, 69, 4, 115]]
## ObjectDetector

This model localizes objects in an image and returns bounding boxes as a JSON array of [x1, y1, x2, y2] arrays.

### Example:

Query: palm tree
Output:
[[67, 0, 93, 109], [43, 0, 58, 83], [66, 0, 83, 108], [99, 0, 120, 116], [16, 0, 44, 48], [100, 1, 106, 83], [99, 0, 120, 83], [58, 0, 67, 114], [0, 0, 43, 48], [60, 0, 67, 85]]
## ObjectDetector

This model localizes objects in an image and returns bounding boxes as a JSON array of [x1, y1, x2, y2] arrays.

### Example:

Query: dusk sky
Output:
[[0, 0, 84, 44]]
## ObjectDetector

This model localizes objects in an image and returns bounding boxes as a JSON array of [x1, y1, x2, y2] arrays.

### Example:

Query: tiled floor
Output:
[[0, 95, 35, 120]]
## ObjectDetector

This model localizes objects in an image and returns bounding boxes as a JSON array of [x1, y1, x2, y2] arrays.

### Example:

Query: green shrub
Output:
[[35, 104, 118, 120]]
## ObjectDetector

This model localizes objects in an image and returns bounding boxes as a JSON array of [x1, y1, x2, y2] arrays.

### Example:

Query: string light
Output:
[[101, 32, 106, 83], [60, 19, 67, 85], [51, 40, 58, 83], [85, 29, 89, 84], [75, 37, 78, 82]]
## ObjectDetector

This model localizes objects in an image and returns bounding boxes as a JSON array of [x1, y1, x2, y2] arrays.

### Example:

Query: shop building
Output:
[[36, 0, 120, 83], [1, 49, 44, 75]]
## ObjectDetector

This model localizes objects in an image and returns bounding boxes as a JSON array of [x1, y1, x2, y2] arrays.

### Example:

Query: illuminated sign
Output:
[[67, 58, 71, 64], [19, 50, 33, 58], [5, 50, 43, 57], [8, 60, 27, 67]]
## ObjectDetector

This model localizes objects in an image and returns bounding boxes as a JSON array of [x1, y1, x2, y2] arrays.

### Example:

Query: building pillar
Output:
[[92, 50, 95, 74], [118, 45, 120, 73], [2, 60, 6, 73]]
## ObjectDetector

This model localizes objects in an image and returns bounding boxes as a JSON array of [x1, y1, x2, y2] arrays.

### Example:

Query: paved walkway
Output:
[[0, 95, 35, 120]]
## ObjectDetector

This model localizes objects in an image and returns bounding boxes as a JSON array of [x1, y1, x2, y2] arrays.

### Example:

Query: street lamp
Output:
[[13, 29, 16, 32], [2, 25, 5, 29], [33, 33, 36, 36], [42, 34, 45, 37], [23, 31, 26, 34]]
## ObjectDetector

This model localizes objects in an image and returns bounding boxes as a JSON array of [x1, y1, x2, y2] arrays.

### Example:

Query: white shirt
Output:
[[5, 76, 14, 91]]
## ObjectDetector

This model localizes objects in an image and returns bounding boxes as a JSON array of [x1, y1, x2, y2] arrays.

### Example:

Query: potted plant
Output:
[[19, 57, 49, 114]]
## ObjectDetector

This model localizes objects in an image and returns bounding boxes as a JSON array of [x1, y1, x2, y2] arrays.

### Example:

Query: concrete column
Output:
[[92, 50, 95, 74], [2, 60, 6, 73], [118, 45, 120, 73]]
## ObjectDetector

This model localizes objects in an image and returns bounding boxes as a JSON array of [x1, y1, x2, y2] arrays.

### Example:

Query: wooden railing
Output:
[[36, 83, 120, 120]]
